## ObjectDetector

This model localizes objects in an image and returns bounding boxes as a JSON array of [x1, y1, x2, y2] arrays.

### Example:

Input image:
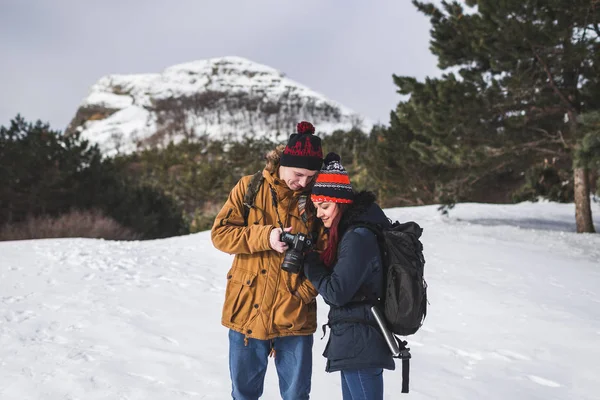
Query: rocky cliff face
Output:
[[67, 56, 372, 156]]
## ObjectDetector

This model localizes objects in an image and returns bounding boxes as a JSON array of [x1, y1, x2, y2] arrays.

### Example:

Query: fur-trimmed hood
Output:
[[339, 191, 390, 234], [264, 144, 286, 174]]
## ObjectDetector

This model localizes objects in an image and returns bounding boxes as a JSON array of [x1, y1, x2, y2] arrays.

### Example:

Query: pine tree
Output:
[[396, 0, 600, 232], [360, 114, 439, 206]]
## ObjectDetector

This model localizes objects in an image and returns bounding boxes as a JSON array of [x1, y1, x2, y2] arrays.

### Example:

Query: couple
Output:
[[211, 121, 394, 400]]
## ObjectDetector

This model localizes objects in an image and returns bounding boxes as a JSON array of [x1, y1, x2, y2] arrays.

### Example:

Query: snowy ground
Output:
[[1, 201, 599, 399]]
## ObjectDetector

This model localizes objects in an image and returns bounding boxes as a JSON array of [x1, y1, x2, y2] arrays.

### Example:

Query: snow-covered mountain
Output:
[[66, 56, 372, 156]]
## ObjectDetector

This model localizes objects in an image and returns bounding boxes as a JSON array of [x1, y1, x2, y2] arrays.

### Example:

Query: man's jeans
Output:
[[340, 368, 384, 400], [229, 329, 313, 400]]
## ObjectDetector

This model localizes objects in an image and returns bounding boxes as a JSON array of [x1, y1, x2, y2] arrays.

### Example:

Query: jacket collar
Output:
[[338, 191, 383, 234]]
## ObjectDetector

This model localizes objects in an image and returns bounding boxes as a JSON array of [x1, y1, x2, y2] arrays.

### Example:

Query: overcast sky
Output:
[[0, 0, 440, 131]]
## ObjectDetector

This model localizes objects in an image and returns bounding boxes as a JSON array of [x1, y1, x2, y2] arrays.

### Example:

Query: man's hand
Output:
[[269, 226, 292, 253]]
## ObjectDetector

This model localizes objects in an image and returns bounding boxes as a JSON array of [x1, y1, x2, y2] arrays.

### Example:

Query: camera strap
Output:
[[269, 185, 285, 231], [298, 195, 308, 224], [269, 185, 311, 234]]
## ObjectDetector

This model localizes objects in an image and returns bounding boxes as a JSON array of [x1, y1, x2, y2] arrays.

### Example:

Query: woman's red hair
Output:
[[320, 204, 348, 268]]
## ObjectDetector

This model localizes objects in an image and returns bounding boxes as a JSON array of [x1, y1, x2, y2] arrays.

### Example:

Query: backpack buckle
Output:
[[397, 348, 412, 360]]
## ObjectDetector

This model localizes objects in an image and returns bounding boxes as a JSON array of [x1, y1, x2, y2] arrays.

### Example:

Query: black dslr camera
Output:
[[280, 232, 313, 274]]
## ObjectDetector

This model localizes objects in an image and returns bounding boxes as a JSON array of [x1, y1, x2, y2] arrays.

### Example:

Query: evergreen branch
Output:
[[556, 129, 567, 148], [391, 194, 428, 205], [528, 127, 567, 147], [482, 137, 565, 159], [529, 44, 576, 120], [593, 0, 600, 36], [517, 145, 564, 157], [466, 160, 512, 187]]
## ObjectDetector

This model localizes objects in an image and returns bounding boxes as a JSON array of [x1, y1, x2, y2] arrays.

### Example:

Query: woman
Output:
[[303, 152, 394, 400]]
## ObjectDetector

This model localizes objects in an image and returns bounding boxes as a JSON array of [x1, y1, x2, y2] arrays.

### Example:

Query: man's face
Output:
[[279, 166, 318, 191]]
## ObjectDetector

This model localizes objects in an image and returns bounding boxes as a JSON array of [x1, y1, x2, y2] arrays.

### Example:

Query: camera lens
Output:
[[279, 231, 312, 274], [281, 250, 302, 274]]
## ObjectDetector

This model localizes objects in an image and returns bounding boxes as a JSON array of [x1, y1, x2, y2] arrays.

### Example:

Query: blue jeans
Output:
[[340, 368, 384, 400], [228, 329, 313, 400]]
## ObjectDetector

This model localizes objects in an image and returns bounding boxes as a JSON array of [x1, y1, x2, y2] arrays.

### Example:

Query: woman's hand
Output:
[[303, 251, 321, 280]]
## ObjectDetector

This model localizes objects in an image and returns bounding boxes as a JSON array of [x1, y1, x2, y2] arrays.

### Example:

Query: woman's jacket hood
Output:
[[338, 191, 391, 234]]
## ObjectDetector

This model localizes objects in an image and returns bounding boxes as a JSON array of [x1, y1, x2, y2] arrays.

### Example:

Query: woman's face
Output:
[[314, 201, 340, 228]]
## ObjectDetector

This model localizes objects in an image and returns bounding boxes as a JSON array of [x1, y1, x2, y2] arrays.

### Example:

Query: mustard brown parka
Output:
[[211, 147, 324, 341]]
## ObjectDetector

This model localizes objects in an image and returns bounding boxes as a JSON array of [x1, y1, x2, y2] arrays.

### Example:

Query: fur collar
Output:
[[338, 191, 377, 234], [264, 144, 285, 174]]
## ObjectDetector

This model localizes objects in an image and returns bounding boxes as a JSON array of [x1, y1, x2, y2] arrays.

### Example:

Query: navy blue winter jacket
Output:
[[304, 191, 395, 372]]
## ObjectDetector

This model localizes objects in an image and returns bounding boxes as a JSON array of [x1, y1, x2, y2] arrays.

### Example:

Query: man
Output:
[[211, 121, 325, 400]]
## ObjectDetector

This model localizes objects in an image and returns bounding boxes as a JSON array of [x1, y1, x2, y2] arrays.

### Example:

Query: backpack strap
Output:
[[346, 222, 386, 306], [242, 171, 265, 226], [348, 222, 387, 261], [397, 339, 411, 393]]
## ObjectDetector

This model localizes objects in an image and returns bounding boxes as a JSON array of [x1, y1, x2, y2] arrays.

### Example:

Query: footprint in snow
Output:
[[161, 335, 179, 345], [493, 349, 531, 361], [2, 296, 18, 304], [4, 310, 37, 323], [127, 372, 165, 385], [443, 345, 484, 362], [527, 375, 561, 387]]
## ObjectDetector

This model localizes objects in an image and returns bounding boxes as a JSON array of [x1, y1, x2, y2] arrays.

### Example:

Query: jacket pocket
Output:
[[223, 268, 257, 324], [323, 323, 363, 361], [272, 288, 307, 331]]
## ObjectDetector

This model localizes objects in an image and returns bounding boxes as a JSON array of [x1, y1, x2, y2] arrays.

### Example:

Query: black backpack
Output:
[[352, 220, 427, 393], [377, 221, 427, 335], [353, 220, 427, 335]]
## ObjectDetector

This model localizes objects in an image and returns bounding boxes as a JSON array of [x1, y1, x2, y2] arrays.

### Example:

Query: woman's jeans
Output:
[[228, 329, 313, 400], [340, 368, 384, 400]]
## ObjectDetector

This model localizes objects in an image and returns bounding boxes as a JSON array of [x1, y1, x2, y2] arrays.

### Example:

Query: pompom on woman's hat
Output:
[[279, 121, 323, 171], [310, 152, 354, 204]]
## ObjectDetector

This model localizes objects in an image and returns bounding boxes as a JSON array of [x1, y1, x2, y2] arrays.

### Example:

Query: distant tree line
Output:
[[0, 116, 187, 240], [1, 108, 598, 240]]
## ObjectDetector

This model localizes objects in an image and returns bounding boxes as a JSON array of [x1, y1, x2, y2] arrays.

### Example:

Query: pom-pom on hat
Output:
[[310, 152, 354, 204], [279, 121, 323, 171]]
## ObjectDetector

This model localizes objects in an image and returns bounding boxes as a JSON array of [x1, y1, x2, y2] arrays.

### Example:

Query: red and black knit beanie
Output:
[[310, 152, 354, 204], [280, 121, 323, 171]]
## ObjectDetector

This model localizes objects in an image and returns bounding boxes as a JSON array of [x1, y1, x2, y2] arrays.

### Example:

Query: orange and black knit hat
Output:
[[310, 152, 354, 204], [280, 121, 323, 171]]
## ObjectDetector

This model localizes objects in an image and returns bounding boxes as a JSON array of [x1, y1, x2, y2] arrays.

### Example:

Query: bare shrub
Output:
[[0, 210, 140, 241]]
